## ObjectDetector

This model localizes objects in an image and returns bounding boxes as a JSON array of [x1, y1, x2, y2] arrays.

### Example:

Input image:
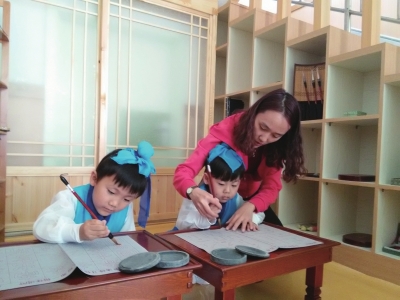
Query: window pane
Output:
[[108, 3, 209, 167], [8, 0, 98, 166]]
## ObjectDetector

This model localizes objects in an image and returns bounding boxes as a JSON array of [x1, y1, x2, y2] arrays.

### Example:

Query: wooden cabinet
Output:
[[214, 1, 400, 285], [0, 0, 10, 242]]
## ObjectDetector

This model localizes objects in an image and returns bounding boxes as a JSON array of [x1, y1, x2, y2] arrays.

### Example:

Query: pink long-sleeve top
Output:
[[173, 113, 282, 213]]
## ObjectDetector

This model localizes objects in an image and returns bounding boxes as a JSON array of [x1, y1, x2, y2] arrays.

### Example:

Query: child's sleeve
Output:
[[175, 198, 216, 230], [120, 202, 136, 232], [252, 211, 265, 225], [33, 190, 82, 243]]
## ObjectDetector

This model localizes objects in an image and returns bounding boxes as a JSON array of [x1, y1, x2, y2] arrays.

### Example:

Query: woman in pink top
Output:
[[174, 89, 306, 231]]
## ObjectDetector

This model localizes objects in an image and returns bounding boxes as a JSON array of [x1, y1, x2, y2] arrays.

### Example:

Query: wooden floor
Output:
[[5, 222, 400, 300]]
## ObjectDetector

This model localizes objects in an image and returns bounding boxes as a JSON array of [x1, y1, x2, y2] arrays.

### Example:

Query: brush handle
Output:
[[206, 165, 215, 197], [59, 175, 116, 242]]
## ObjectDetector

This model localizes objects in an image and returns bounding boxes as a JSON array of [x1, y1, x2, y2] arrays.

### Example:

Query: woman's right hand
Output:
[[189, 187, 222, 220]]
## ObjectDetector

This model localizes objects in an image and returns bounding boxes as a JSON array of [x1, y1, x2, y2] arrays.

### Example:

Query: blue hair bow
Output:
[[111, 141, 156, 228], [207, 143, 244, 172], [111, 141, 156, 177]]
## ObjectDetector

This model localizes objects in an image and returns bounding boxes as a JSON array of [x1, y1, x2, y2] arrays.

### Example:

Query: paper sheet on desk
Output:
[[175, 224, 322, 254], [0, 236, 147, 291]]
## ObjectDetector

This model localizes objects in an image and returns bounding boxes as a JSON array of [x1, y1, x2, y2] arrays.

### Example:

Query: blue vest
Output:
[[73, 184, 129, 233]]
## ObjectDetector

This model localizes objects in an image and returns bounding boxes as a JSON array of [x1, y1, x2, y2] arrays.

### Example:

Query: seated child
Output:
[[33, 141, 156, 243], [174, 142, 265, 230]]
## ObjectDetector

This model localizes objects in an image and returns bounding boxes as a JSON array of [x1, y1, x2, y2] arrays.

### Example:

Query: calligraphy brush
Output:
[[302, 71, 311, 103], [206, 165, 215, 197], [316, 67, 324, 102], [59, 174, 120, 245], [311, 69, 318, 103]]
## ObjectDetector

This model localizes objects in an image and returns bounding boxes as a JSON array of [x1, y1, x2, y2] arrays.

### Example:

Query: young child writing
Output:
[[174, 142, 265, 231], [33, 141, 156, 243]]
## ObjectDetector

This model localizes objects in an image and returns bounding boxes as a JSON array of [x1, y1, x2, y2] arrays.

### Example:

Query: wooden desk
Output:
[[0, 231, 202, 300], [156, 224, 340, 300]]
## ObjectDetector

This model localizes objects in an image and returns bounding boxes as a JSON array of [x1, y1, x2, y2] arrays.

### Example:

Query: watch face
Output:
[[187, 187, 194, 194]]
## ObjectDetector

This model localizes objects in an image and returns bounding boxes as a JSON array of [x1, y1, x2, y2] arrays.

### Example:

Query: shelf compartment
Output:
[[323, 122, 378, 180], [380, 81, 400, 185], [320, 183, 374, 251], [213, 97, 225, 124], [278, 180, 319, 236], [302, 126, 322, 174], [252, 20, 286, 88], [229, 8, 254, 32], [376, 189, 400, 258], [216, 5, 229, 48], [226, 26, 253, 94], [215, 55, 227, 97], [326, 48, 382, 119], [284, 32, 327, 96], [225, 90, 250, 112]]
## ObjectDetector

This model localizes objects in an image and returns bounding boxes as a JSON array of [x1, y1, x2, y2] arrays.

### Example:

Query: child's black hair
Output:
[[95, 149, 147, 196], [207, 156, 245, 181]]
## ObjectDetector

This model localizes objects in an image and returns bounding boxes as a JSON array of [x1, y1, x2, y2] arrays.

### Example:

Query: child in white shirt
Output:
[[33, 141, 155, 243], [174, 142, 265, 230]]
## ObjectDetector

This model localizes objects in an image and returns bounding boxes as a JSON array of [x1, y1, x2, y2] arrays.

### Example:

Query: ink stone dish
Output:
[[235, 245, 270, 258], [119, 252, 161, 273], [210, 248, 247, 265], [156, 250, 190, 268]]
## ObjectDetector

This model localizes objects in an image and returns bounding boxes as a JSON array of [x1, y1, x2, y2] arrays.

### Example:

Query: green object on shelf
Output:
[[343, 110, 367, 116], [382, 244, 400, 257]]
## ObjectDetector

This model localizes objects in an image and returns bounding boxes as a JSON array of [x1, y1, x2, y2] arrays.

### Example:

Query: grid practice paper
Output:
[[176, 224, 322, 254], [0, 236, 147, 291]]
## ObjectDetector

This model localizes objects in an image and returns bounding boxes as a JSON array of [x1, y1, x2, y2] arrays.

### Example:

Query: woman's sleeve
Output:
[[121, 202, 136, 232], [248, 166, 282, 213], [33, 190, 82, 243], [173, 134, 221, 198], [175, 198, 216, 230]]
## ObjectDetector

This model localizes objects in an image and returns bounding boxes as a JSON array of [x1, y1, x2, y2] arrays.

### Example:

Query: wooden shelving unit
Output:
[[214, 1, 400, 285]]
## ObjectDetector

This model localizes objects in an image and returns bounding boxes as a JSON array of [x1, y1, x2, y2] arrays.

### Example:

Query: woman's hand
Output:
[[190, 187, 221, 220], [225, 202, 256, 232], [79, 219, 110, 241]]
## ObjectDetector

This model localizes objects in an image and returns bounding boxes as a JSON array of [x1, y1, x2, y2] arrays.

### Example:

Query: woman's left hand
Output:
[[225, 202, 256, 232]]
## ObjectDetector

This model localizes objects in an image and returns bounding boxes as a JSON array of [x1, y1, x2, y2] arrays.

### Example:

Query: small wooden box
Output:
[[338, 174, 375, 182]]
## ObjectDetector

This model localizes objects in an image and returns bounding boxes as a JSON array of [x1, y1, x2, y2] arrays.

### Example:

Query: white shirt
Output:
[[175, 194, 265, 230], [33, 189, 135, 243]]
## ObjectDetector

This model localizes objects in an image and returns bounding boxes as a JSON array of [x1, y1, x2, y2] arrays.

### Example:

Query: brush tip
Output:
[[111, 237, 120, 245]]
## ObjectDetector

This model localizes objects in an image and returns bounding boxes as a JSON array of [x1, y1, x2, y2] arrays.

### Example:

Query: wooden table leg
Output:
[[305, 265, 323, 300], [215, 288, 235, 300]]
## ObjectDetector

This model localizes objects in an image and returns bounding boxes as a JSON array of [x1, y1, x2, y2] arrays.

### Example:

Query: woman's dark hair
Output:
[[95, 149, 148, 196], [233, 88, 306, 182], [206, 156, 245, 182]]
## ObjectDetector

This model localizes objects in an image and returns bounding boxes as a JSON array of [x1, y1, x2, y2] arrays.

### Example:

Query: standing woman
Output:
[[174, 89, 306, 231]]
